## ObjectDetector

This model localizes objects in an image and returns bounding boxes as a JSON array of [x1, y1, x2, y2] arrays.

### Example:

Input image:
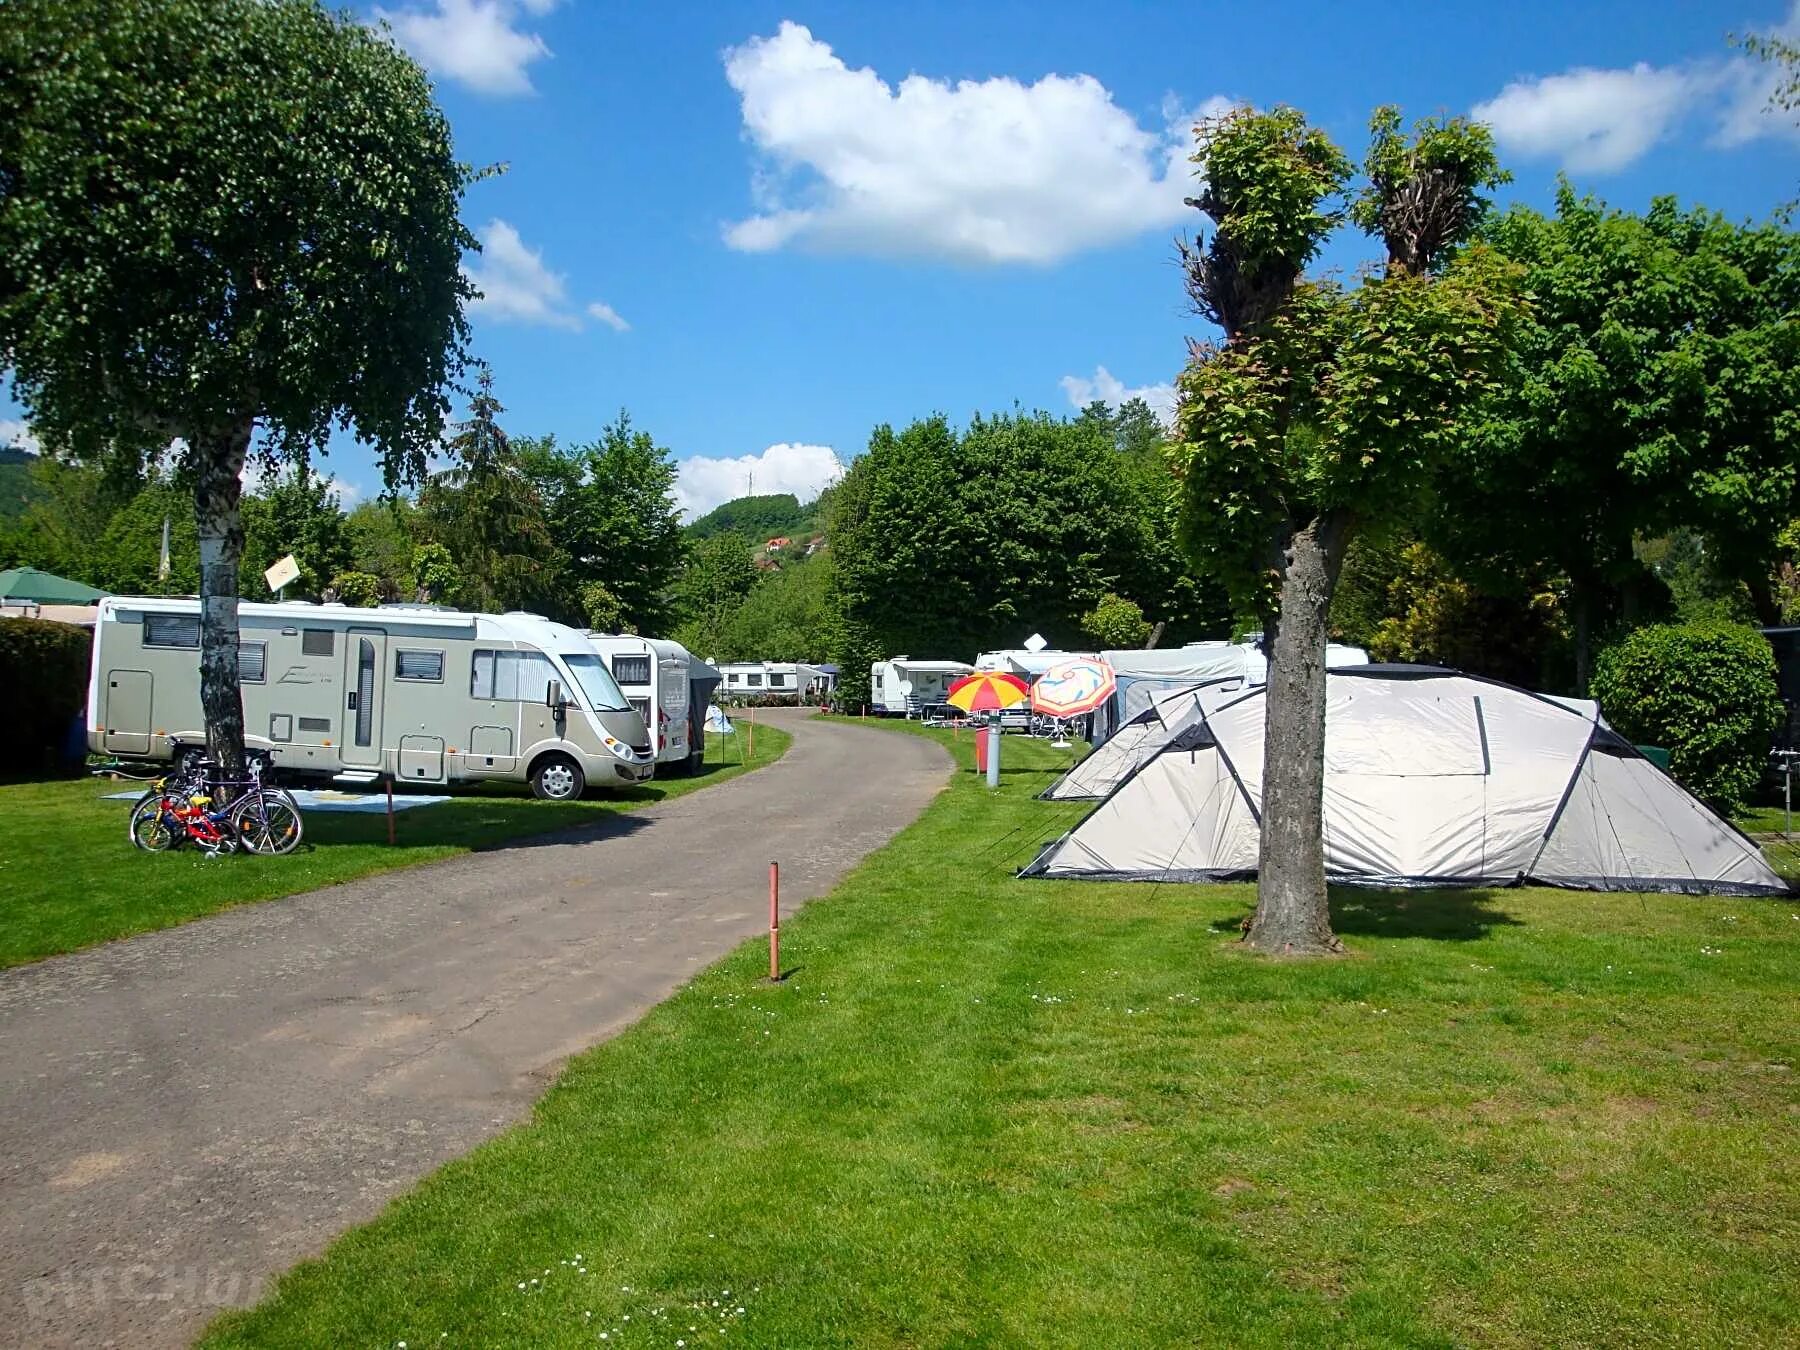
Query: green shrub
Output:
[[1590, 622, 1783, 815], [327, 570, 383, 606], [1081, 592, 1152, 649], [0, 617, 91, 777]]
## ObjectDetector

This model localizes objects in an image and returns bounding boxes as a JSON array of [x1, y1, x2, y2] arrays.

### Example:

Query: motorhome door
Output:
[[342, 627, 388, 768]]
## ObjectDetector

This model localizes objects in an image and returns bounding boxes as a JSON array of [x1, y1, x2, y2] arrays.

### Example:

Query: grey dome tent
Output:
[[1041, 679, 1244, 802], [1023, 666, 1787, 896]]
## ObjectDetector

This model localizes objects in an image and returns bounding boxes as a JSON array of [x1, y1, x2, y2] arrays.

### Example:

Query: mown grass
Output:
[[205, 725, 1799, 1349], [0, 725, 790, 969]]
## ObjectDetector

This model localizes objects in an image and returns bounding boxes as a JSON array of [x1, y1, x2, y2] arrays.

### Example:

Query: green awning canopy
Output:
[[0, 566, 107, 604]]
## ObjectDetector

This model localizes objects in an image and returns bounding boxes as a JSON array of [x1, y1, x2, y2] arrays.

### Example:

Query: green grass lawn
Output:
[[204, 724, 1799, 1349], [0, 725, 790, 969]]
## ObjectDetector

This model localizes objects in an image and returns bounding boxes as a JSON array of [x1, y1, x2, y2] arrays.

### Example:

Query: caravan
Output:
[[586, 634, 721, 775], [869, 657, 974, 717], [88, 597, 655, 799]]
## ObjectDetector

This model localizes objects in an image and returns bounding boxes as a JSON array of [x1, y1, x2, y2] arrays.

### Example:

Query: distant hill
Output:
[[0, 448, 43, 524], [686, 492, 816, 542]]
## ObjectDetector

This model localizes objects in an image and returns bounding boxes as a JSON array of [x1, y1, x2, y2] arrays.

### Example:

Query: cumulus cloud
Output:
[[1474, 6, 1800, 173], [586, 301, 631, 332], [1059, 366, 1176, 425], [465, 219, 582, 330], [0, 418, 39, 454], [374, 0, 551, 97], [1473, 64, 1703, 173], [674, 443, 843, 520], [722, 22, 1227, 264]]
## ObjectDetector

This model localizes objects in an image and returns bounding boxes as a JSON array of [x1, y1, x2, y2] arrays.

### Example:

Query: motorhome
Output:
[[869, 657, 974, 717], [585, 634, 721, 774], [715, 660, 834, 703], [88, 597, 655, 799]]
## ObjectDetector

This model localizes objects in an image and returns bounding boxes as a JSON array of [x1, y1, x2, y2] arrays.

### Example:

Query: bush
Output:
[[327, 570, 383, 606], [1081, 592, 1152, 649], [0, 617, 91, 777], [1590, 622, 1783, 815]]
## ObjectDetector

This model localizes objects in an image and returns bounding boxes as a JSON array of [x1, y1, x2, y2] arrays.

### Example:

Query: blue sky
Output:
[[6, 0, 1798, 516]]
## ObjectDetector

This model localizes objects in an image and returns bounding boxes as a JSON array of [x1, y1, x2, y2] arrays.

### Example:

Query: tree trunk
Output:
[[194, 421, 253, 775], [1247, 508, 1355, 956], [1571, 586, 1593, 697]]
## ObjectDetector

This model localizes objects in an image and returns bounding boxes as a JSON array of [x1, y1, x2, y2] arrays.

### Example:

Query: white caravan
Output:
[[869, 657, 975, 716], [88, 597, 655, 799], [586, 634, 722, 774]]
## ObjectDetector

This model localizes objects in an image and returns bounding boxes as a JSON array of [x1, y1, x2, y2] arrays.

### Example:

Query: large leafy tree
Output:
[[0, 0, 474, 770], [828, 411, 1205, 707], [672, 532, 761, 657], [1434, 189, 1800, 686], [419, 369, 561, 613], [1171, 106, 1524, 955], [520, 413, 685, 634]]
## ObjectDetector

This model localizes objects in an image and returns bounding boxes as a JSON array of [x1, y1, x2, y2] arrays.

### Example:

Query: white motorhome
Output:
[[715, 660, 833, 703], [88, 597, 655, 799], [869, 657, 974, 716], [586, 634, 722, 775]]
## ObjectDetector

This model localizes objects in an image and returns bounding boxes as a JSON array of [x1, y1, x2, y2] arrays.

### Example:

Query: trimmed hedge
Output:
[[1590, 622, 1783, 816], [0, 617, 91, 777]]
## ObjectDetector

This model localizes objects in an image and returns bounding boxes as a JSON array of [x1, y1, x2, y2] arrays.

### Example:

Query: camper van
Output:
[[869, 657, 974, 717], [88, 597, 655, 800], [585, 634, 721, 775]]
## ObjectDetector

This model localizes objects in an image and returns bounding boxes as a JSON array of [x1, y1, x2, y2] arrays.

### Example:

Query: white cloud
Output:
[[586, 301, 631, 332], [674, 443, 843, 520], [1474, 6, 1800, 174], [1059, 366, 1176, 425], [1473, 64, 1700, 174], [374, 0, 550, 97], [464, 219, 582, 330], [0, 418, 39, 455], [721, 22, 1226, 264]]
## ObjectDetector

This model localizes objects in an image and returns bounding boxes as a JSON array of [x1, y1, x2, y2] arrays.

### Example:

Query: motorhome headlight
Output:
[[601, 733, 637, 762]]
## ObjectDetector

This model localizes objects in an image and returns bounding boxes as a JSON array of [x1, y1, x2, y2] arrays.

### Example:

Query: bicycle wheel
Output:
[[129, 796, 181, 852], [232, 790, 304, 855]]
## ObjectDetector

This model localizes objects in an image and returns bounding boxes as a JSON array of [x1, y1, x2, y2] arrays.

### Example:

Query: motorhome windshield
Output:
[[561, 652, 632, 712]]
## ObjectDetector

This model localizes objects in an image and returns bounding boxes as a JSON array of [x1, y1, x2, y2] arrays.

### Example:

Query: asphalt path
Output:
[[0, 709, 948, 1347]]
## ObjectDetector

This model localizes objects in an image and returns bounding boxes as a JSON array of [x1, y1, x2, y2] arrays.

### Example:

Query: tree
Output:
[[686, 492, 814, 542], [828, 411, 1205, 708], [410, 541, 460, 605], [327, 570, 382, 607], [344, 498, 422, 600], [717, 554, 836, 663], [1081, 593, 1152, 649], [419, 369, 562, 613], [0, 0, 473, 771], [579, 580, 630, 633], [539, 413, 685, 634], [672, 532, 760, 658], [1171, 106, 1523, 954], [241, 463, 349, 599], [1434, 189, 1800, 684]]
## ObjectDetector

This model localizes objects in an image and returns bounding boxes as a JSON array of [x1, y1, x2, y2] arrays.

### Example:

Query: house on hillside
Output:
[[764, 536, 792, 553]]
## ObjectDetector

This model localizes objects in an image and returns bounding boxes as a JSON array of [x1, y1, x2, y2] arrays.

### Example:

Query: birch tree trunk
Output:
[[1247, 507, 1355, 955], [194, 420, 253, 775]]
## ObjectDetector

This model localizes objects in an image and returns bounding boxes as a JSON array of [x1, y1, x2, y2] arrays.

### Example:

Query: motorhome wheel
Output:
[[531, 754, 585, 801]]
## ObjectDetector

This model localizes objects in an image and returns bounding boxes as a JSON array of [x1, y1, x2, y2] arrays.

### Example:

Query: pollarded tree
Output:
[[0, 0, 474, 771], [1171, 106, 1525, 954]]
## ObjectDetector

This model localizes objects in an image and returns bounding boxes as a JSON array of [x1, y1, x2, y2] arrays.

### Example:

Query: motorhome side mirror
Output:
[[546, 680, 566, 709]]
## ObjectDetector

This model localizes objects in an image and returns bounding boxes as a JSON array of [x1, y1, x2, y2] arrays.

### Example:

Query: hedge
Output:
[[0, 617, 92, 777], [1590, 621, 1783, 816]]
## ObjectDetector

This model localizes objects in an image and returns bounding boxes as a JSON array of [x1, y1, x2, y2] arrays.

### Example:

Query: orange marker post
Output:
[[768, 860, 781, 981], [748, 704, 756, 759]]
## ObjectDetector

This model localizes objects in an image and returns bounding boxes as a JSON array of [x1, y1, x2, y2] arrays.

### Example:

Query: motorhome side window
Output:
[[301, 629, 334, 657], [239, 642, 267, 683], [611, 655, 652, 686], [143, 614, 200, 648], [395, 649, 445, 682], [768, 673, 787, 687], [470, 649, 558, 702], [747, 673, 763, 687]]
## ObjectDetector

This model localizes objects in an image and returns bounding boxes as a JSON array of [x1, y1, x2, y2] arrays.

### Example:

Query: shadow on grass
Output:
[[1209, 887, 1526, 942]]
